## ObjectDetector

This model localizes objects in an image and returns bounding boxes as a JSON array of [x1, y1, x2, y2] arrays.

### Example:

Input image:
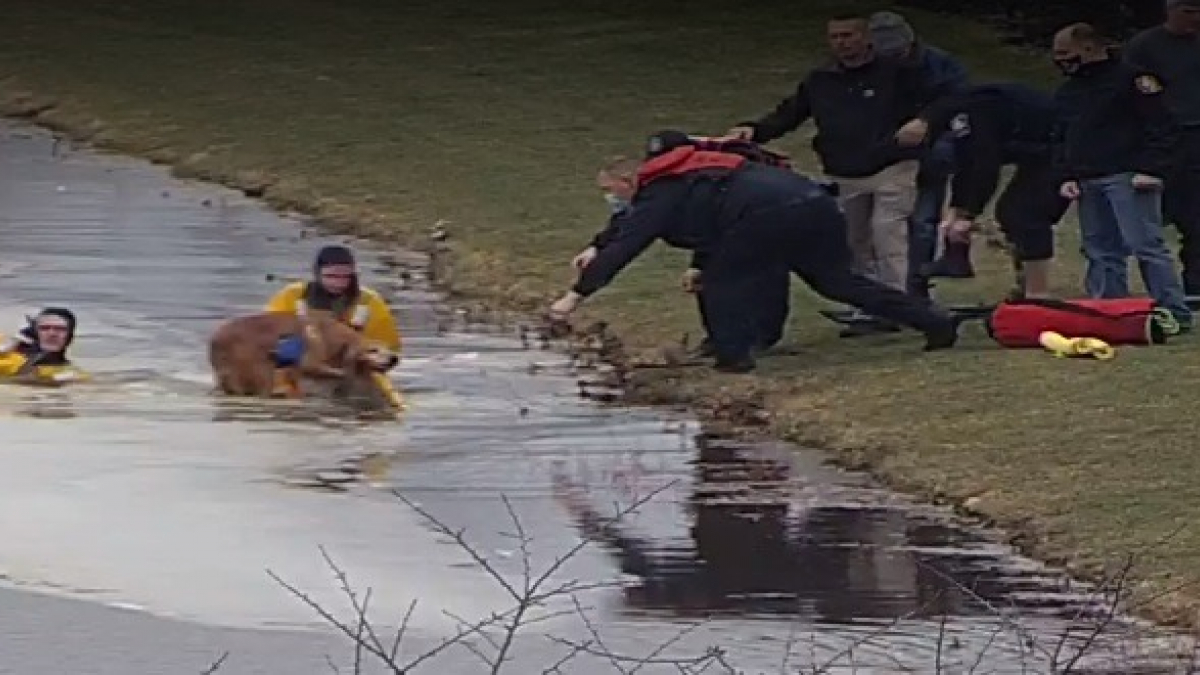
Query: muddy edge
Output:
[[2, 86, 1192, 630]]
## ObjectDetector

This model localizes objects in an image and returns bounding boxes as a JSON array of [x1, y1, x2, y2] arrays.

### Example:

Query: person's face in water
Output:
[[318, 263, 356, 295], [35, 315, 71, 353]]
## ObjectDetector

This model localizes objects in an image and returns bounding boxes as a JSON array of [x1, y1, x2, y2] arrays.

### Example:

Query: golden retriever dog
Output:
[[208, 309, 372, 399]]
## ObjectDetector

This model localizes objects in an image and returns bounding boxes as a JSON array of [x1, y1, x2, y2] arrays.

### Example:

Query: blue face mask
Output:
[[604, 193, 631, 215]]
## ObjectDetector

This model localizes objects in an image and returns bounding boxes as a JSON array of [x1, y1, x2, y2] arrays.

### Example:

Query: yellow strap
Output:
[[350, 304, 369, 329]]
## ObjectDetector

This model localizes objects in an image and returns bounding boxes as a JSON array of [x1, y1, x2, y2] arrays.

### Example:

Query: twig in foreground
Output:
[[270, 479, 683, 673], [200, 651, 229, 675]]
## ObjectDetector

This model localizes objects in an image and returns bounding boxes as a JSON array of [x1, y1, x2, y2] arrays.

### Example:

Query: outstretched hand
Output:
[[549, 292, 581, 318]]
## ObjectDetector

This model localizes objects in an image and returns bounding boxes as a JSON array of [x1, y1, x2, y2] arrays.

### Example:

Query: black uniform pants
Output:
[[696, 265, 790, 350], [994, 161, 1069, 263], [1165, 127, 1200, 294], [699, 196, 952, 361]]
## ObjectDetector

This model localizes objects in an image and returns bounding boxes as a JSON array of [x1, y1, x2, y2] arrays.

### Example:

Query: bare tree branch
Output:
[[264, 481, 1197, 674], [808, 593, 945, 674], [200, 651, 229, 675]]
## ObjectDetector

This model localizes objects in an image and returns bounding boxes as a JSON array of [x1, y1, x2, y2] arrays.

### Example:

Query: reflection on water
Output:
[[552, 433, 1196, 671], [2, 388, 78, 419]]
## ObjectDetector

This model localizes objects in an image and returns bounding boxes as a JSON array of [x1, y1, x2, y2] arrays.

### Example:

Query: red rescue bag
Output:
[[985, 297, 1173, 348]]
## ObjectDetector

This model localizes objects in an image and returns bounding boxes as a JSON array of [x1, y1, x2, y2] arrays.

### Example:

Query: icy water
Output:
[[0, 121, 1194, 673]]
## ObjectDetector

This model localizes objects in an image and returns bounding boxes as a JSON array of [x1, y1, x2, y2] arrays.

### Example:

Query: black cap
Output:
[[38, 307, 76, 330], [314, 244, 356, 269], [645, 130, 695, 158]]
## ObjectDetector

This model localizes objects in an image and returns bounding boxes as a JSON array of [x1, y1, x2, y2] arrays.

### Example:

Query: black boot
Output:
[[713, 353, 756, 373], [929, 240, 975, 279], [922, 314, 962, 352]]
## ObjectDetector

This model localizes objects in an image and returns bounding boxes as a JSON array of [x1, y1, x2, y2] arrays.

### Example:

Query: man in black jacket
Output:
[[1123, 0, 1200, 293], [725, 14, 953, 336], [1052, 23, 1191, 327], [896, 82, 1068, 298], [547, 147, 959, 373], [572, 131, 795, 358]]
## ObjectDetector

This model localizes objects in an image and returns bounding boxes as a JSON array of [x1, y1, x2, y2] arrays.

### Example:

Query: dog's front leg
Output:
[[270, 367, 305, 398], [306, 364, 346, 379]]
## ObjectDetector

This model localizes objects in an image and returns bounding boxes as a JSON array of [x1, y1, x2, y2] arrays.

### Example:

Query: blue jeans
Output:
[[909, 137, 954, 292], [1077, 173, 1191, 323]]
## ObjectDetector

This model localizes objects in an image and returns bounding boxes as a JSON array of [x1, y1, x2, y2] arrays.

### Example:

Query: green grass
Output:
[[2, 0, 1199, 625]]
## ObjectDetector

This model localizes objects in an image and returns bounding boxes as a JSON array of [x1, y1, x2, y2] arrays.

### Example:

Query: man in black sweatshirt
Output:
[[896, 83, 1068, 298], [1123, 0, 1200, 293], [725, 14, 953, 336], [1053, 23, 1191, 327], [547, 147, 959, 373]]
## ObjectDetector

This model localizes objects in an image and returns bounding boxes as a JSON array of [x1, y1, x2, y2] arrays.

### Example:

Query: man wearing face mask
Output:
[[0, 307, 90, 382], [1124, 0, 1200, 293], [549, 142, 959, 373], [573, 131, 795, 358], [1052, 23, 1192, 328]]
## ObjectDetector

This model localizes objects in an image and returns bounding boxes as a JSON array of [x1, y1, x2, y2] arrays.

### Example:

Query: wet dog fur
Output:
[[208, 309, 379, 398]]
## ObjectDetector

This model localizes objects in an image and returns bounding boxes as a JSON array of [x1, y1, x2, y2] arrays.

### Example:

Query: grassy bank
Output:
[[2, 0, 1198, 625]]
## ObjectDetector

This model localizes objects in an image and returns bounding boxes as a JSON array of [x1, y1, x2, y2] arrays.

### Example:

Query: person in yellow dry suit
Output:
[[0, 307, 91, 384], [264, 244, 404, 409]]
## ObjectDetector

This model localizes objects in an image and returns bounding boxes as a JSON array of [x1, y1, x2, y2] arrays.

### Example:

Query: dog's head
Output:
[[359, 344, 399, 373]]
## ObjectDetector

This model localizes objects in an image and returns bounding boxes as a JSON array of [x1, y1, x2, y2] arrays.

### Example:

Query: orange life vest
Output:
[[636, 147, 746, 189]]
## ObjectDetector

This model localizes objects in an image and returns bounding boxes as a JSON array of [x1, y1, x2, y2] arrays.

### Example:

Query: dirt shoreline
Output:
[[4, 84, 1197, 633]]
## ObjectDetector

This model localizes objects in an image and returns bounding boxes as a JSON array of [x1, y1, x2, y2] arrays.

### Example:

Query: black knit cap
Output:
[[314, 244, 356, 271], [645, 129, 695, 158]]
